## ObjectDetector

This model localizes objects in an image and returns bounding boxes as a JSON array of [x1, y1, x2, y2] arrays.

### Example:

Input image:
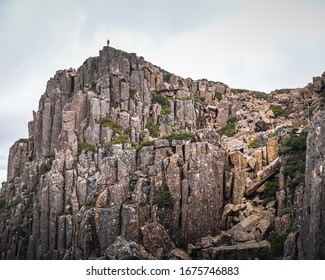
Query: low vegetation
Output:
[[280, 131, 307, 187], [78, 141, 96, 153], [152, 94, 172, 107], [152, 94, 173, 116], [110, 134, 129, 146], [248, 138, 257, 149], [161, 69, 172, 82], [270, 105, 293, 118], [129, 89, 137, 99], [101, 117, 124, 132], [153, 187, 174, 208], [278, 205, 295, 218], [251, 91, 271, 101], [194, 93, 205, 106], [231, 89, 270, 101], [23, 200, 34, 219], [89, 80, 97, 92], [135, 140, 155, 151], [16, 138, 30, 144], [260, 181, 278, 201], [215, 91, 223, 101], [145, 116, 160, 138], [6, 198, 23, 210], [45, 152, 55, 159], [85, 198, 96, 209], [258, 221, 297, 259], [218, 117, 237, 137], [124, 127, 132, 134]]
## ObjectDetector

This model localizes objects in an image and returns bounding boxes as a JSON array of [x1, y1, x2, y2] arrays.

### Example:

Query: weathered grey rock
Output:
[[284, 231, 298, 260], [216, 100, 230, 128], [229, 151, 247, 204], [266, 136, 279, 164], [168, 248, 192, 260], [106, 236, 154, 260], [202, 240, 270, 260], [154, 139, 170, 148], [2, 43, 324, 261], [195, 128, 220, 145], [141, 222, 176, 259], [275, 214, 291, 233], [256, 219, 272, 241], [298, 113, 325, 259], [95, 206, 121, 253], [237, 214, 262, 232], [180, 142, 225, 243], [245, 157, 281, 196], [233, 230, 256, 242]]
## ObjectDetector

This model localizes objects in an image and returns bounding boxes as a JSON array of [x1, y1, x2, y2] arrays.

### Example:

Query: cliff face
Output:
[[298, 112, 325, 259], [0, 44, 324, 259]]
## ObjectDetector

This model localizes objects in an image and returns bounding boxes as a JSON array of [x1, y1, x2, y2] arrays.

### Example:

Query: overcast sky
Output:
[[1, 0, 325, 183]]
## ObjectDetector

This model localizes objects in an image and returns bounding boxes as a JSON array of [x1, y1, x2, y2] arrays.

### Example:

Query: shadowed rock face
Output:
[[298, 113, 325, 260], [0, 44, 324, 259]]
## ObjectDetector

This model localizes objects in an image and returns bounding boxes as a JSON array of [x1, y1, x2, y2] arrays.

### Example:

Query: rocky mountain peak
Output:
[[0, 44, 324, 259]]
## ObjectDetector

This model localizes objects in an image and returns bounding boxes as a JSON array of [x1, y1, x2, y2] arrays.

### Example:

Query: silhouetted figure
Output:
[[107, 39, 110, 46]]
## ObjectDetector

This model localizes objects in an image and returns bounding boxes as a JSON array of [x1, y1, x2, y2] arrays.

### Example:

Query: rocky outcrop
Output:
[[298, 112, 325, 259], [1, 43, 325, 259]]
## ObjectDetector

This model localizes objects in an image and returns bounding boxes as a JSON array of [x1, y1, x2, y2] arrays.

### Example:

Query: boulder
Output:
[[106, 236, 154, 260], [141, 222, 176, 259]]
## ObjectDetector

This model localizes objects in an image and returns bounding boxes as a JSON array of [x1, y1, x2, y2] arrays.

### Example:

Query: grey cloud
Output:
[[77, 0, 242, 42]]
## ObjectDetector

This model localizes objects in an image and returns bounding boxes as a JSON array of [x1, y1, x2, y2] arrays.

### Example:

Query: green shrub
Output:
[[218, 117, 237, 137], [78, 142, 96, 153], [6, 198, 22, 209], [260, 181, 278, 200], [152, 94, 172, 107], [153, 187, 174, 208], [160, 132, 195, 142], [124, 127, 132, 134], [136, 140, 155, 151], [161, 107, 172, 116], [129, 89, 137, 99], [231, 88, 246, 95], [110, 134, 129, 146], [248, 138, 257, 149], [85, 198, 96, 209], [146, 116, 160, 138], [273, 88, 293, 95], [23, 201, 34, 219], [194, 94, 205, 106], [16, 138, 29, 144], [278, 205, 294, 217], [89, 80, 97, 92], [45, 152, 55, 159], [251, 91, 271, 101], [283, 154, 306, 186], [101, 117, 124, 132], [16, 227, 28, 238], [279, 131, 307, 155], [215, 92, 223, 101], [161, 69, 172, 82], [196, 115, 205, 129], [270, 105, 293, 118], [258, 221, 297, 259], [280, 131, 307, 187]]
